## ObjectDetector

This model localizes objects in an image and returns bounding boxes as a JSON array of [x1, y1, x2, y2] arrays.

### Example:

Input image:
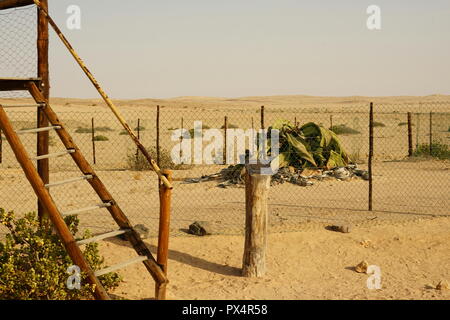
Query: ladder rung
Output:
[[62, 203, 112, 217], [17, 126, 61, 135], [45, 175, 93, 188], [77, 229, 130, 246], [31, 149, 75, 161], [0, 104, 45, 109], [95, 256, 148, 277]]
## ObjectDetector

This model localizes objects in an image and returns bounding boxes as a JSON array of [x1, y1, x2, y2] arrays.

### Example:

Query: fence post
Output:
[[260, 106, 265, 130], [223, 116, 228, 164], [157, 105, 160, 166], [407, 112, 413, 157], [330, 115, 333, 130], [243, 164, 271, 277], [155, 169, 173, 300], [91, 117, 96, 165], [416, 113, 420, 151], [368, 102, 374, 212], [135, 118, 140, 163], [429, 112, 433, 155]]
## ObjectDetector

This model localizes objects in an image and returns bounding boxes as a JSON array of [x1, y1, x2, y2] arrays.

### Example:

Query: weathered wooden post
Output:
[[135, 118, 140, 163], [155, 169, 173, 300], [368, 102, 374, 211], [242, 164, 271, 277], [37, 0, 50, 222], [407, 112, 413, 157], [91, 117, 96, 164], [260, 106, 265, 130], [156, 105, 160, 166]]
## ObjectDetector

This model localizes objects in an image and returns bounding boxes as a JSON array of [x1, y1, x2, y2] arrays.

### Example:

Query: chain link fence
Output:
[[1, 102, 449, 237]]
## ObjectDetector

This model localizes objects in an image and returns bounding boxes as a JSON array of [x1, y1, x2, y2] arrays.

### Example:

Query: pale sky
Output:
[[14, 1, 450, 98]]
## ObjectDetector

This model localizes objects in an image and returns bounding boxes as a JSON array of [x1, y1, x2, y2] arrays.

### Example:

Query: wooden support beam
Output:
[[242, 164, 271, 278], [0, 78, 41, 91], [37, 0, 50, 222], [368, 102, 374, 212], [0, 0, 34, 10], [155, 170, 173, 300]]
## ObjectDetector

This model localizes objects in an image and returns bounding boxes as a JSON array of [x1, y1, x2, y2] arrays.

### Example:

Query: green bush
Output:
[[0, 209, 121, 300], [127, 146, 188, 171], [373, 121, 386, 127], [93, 135, 109, 142], [221, 124, 239, 129], [413, 143, 450, 160], [330, 124, 360, 135], [76, 127, 113, 134]]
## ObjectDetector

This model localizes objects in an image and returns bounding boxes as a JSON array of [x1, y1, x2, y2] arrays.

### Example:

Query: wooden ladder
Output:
[[0, 80, 168, 300]]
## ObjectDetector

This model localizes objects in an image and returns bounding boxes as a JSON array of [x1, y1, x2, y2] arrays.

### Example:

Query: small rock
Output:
[[360, 240, 372, 248], [188, 221, 214, 236], [134, 224, 150, 239], [355, 261, 369, 273], [333, 167, 351, 180], [436, 280, 449, 291]]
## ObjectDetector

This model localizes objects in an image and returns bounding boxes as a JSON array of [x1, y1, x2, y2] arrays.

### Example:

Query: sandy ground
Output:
[[102, 216, 450, 300], [0, 95, 449, 300]]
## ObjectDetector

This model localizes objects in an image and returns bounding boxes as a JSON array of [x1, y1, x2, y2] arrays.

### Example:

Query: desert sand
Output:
[[104, 216, 450, 300], [1, 95, 449, 300]]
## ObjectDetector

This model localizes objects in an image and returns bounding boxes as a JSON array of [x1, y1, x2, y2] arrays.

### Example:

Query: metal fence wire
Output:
[[1, 103, 449, 237], [0, 4, 449, 238]]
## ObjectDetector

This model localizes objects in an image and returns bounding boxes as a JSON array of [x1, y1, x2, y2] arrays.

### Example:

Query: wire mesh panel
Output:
[[0, 4, 37, 99], [1, 102, 449, 237]]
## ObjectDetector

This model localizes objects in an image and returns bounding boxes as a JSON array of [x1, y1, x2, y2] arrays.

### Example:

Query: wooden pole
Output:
[[156, 106, 160, 167], [407, 112, 413, 157], [260, 106, 265, 130], [330, 115, 333, 130], [416, 113, 420, 151], [429, 112, 433, 155], [368, 102, 374, 211], [135, 118, 140, 163], [155, 170, 172, 300], [243, 164, 270, 277], [32, 0, 172, 189], [91, 117, 96, 164], [37, 0, 49, 222], [224, 116, 228, 164]]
